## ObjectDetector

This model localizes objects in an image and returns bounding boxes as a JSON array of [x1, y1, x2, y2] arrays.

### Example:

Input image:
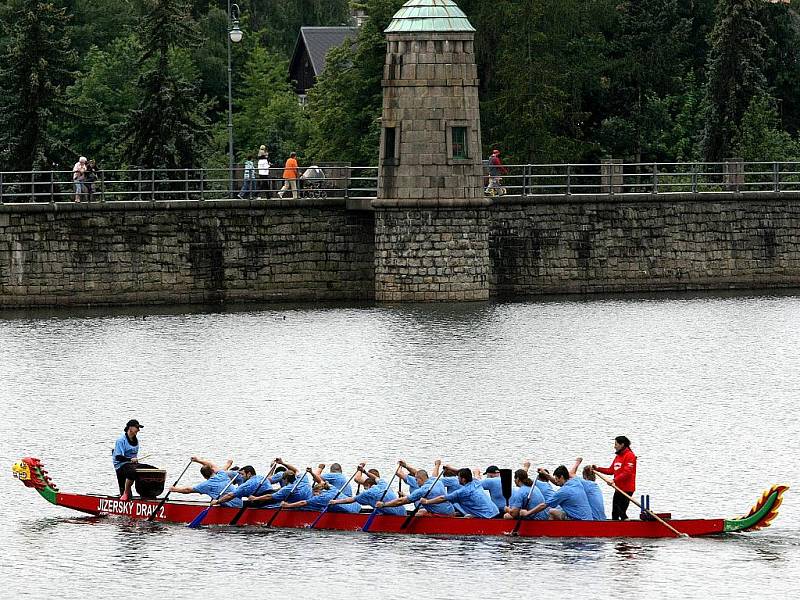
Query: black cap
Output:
[[125, 419, 143, 430], [483, 465, 500, 474]]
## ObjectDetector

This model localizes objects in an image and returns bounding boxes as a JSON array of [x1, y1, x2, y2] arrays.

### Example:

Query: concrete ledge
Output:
[[0, 197, 348, 213], [490, 190, 800, 205], [372, 197, 490, 208]]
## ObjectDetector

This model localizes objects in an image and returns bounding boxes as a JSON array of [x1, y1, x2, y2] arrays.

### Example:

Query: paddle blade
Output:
[[187, 506, 210, 529], [500, 469, 513, 503], [308, 508, 328, 530], [362, 510, 379, 532]]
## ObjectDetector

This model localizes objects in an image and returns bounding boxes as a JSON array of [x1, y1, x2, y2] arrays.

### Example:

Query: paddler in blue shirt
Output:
[[280, 467, 354, 512], [318, 463, 360, 513], [377, 461, 454, 516], [504, 469, 548, 520], [169, 456, 243, 508], [520, 465, 593, 521], [248, 458, 313, 505], [329, 466, 405, 515], [475, 460, 532, 513], [421, 468, 500, 518], [210, 465, 271, 507]]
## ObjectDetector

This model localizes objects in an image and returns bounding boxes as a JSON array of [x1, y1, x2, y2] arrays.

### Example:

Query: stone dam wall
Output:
[[2, 192, 800, 307]]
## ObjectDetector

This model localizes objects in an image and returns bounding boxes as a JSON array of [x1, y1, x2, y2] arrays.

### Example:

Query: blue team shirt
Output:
[[193, 472, 243, 507], [270, 474, 313, 503], [111, 434, 138, 471], [354, 480, 405, 515], [231, 475, 271, 499], [510, 485, 548, 520], [403, 474, 420, 492], [546, 478, 593, 520], [321, 473, 360, 513], [481, 477, 507, 512], [407, 478, 454, 515], [579, 478, 607, 520], [535, 479, 555, 503], [441, 476, 465, 513], [445, 480, 500, 518]]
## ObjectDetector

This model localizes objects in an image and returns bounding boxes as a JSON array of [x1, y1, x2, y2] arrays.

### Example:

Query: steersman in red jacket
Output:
[[593, 436, 637, 520]]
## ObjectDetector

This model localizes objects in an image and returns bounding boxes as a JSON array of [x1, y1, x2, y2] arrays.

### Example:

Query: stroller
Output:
[[300, 165, 327, 198]]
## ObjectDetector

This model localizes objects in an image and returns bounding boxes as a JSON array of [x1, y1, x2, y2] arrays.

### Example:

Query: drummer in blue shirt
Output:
[[112, 419, 152, 501], [329, 466, 406, 515], [169, 456, 243, 508], [421, 468, 500, 518], [520, 465, 593, 521], [377, 462, 454, 516]]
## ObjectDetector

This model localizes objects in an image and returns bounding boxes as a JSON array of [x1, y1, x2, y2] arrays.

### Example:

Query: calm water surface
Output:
[[1, 294, 798, 600]]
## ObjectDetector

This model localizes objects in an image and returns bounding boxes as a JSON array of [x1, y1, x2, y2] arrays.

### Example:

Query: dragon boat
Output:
[[13, 457, 788, 538]]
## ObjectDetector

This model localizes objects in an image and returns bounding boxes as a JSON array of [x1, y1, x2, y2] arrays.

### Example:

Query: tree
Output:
[[0, 1, 77, 170], [733, 93, 798, 161], [121, 0, 211, 169], [701, 0, 769, 162], [304, 0, 404, 165]]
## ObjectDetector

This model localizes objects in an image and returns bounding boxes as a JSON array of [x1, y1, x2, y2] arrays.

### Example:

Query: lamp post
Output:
[[227, 2, 243, 196]]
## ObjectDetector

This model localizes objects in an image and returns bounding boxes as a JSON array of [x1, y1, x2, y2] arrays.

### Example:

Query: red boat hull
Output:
[[61, 492, 725, 538]]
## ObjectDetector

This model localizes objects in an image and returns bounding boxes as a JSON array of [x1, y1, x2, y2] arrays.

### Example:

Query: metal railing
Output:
[[2, 161, 800, 204], [485, 161, 800, 197], [0, 166, 379, 204]]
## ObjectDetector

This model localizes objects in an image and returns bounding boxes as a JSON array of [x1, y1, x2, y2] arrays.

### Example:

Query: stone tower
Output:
[[373, 0, 489, 302]]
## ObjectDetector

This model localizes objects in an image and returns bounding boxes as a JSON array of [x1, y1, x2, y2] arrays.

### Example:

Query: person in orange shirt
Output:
[[278, 152, 299, 199]]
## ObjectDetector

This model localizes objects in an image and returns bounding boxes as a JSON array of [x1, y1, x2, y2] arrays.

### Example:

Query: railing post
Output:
[[652, 163, 658, 194], [199, 169, 205, 201], [31, 171, 35, 202], [691, 166, 698, 194], [100, 170, 106, 202], [773, 162, 780, 193], [185, 168, 190, 201], [0, 172, 4, 203], [523, 164, 528, 198], [50, 170, 55, 203], [137, 168, 143, 201], [151, 169, 155, 202], [566, 164, 572, 196]]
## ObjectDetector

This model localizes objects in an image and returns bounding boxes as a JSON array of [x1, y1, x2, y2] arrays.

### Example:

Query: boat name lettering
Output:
[[97, 499, 165, 519]]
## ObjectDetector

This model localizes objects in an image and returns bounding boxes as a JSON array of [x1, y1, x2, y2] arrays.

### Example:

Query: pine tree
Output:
[[0, 1, 77, 170], [701, 0, 769, 162], [122, 0, 211, 170]]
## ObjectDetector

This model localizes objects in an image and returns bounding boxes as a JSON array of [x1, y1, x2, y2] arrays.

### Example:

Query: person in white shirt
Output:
[[257, 151, 271, 198], [72, 156, 87, 202]]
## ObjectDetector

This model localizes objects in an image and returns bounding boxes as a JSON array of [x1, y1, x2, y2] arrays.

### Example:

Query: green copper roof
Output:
[[385, 0, 475, 33]]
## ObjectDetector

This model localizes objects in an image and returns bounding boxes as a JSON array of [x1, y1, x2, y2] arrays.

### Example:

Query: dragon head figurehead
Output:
[[13, 457, 59, 503]]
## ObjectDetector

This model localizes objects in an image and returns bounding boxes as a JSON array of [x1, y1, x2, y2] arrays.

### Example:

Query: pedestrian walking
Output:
[[278, 152, 299, 199], [238, 155, 256, 199], [72, 156, 87, 202], [257, 150, 271, 198]]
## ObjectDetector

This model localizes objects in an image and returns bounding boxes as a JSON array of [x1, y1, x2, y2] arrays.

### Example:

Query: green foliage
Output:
[[121, 0, 211, 169], [701, 0, 769, 162], [304, 0, 403, 165], [733, 94, 799, 161], [0, 1, 77, 170]]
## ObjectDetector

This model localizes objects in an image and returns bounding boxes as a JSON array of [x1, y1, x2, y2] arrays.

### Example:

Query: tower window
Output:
[[451, 127, 468, 159]]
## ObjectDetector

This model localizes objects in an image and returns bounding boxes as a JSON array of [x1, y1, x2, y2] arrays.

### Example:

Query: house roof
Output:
[[385, 0, 475, 33], [291, 26, 359, 77]]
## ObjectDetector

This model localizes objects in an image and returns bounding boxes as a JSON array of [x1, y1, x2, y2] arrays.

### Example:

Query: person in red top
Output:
[[593, 435, 637, 520]]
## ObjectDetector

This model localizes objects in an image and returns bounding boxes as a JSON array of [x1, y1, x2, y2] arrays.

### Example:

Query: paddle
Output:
[[228, 462, 277, 526], [265, 470, 307, 528], [187, 471, 241, 529], [592, 470, 688, 538], [307, 468, 360, 529], [147, 459, 192, 522], [511, 480, 537, 536], [500, 468, 513, 507], [362, 468, 400, 532], [400, 471, 444, 530]]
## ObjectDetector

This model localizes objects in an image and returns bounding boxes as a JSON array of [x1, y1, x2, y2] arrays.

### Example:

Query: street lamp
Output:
[[227, 2, 243, 196]]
